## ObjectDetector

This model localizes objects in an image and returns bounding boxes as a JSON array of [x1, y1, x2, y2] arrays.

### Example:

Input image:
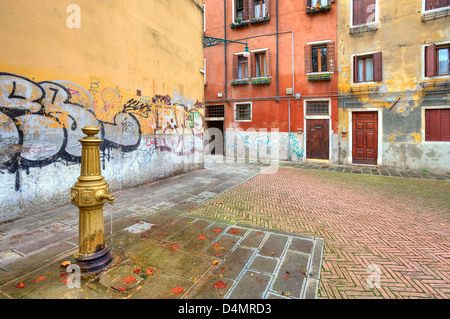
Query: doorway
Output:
[[306, 119, 329, 160], [352, 111, 378, 165]]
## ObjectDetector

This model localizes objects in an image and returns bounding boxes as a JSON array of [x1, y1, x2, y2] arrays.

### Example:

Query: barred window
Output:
[[235, 103, 252, 121], [306, 101, 329, 115]]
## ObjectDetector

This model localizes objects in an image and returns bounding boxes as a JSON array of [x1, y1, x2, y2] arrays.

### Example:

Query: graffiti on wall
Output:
[[0, 72, 204, 190], [289, 133, 304, 158]]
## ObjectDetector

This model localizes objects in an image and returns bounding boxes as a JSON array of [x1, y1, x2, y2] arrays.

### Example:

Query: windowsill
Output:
[[421, 7, 450, 22], [350, 23, 378, 34], [234, 119, 252, 122], [423, 140, 450, 143]]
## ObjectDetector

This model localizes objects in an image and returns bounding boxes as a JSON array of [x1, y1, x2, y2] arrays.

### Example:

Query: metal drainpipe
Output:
[[224, 0, 231, 107], [276, 0, 279, 103]]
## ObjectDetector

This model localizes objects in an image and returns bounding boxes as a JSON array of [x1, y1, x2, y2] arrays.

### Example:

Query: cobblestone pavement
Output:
[[0, 162, 323, 299], [192, 160, 450, 299]]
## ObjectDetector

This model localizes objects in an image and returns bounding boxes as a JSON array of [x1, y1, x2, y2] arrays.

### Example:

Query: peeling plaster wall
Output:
[[0, 0, 205, 221], [337, 0, 450, 172]]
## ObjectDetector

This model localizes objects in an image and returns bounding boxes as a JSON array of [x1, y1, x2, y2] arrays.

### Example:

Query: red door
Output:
[[352, 112, 378, 165], [306, 119, 329, 160]]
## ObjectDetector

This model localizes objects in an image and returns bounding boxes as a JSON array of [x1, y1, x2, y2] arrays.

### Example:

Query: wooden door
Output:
[[306, 119, 329, 160], [352, 111, 378, 165]]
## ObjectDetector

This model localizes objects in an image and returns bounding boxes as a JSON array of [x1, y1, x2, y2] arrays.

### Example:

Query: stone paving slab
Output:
[[0, 161, 323, 299]]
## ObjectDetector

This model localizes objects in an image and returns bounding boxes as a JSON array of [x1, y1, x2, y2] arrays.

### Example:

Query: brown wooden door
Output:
[[352, 111, 378, 165], [306, 119, 329, 160]]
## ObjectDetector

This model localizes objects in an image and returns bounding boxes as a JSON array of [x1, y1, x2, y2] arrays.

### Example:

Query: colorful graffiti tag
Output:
[[0, 72, 204, 190]]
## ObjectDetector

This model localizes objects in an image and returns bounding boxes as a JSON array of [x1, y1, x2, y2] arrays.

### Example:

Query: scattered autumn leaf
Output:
[[170, 286, 184, 295], [61, 278, 71, 285], [60, 273, 67, 278], [196, 234, 206, 240], [229, 228, 240, 235], [284, 271, 291, 280], [213, 229, 222, 233], [212, 260, 220, 266], [156, 233, 164, 237], [60, 261, 71, 267], [146, 268, 154, 276], [133, 268, 141, 274], [141, 234, 150, 239], [256, 277, 262, 282], [15, 282, 25, 289], [213, 280, 227, 289], [213, 243, 220, 247], [34, 276, 46, 283], [122, 276, 136, 284], [169, 243, 180, 250], [117, 287, 126, 292]]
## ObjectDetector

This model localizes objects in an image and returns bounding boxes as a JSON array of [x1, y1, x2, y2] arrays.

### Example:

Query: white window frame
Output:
[[421, 41, 450, 81], [306, 40, 334, 75], [421, 106, 450, 143], [234, 102, 252, 122], [303, 98, 332, 162], [349, 0, 379, 29], [421, 0, 450, 13], [251, 48, 269, 78], [351, 51, 379, 85]]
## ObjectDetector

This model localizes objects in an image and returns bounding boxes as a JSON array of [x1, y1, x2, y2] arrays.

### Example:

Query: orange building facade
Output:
[[203, 0, 339, 162]]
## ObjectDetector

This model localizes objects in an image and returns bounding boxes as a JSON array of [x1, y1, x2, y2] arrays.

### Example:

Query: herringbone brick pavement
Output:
[[190, 168, 450, 299]]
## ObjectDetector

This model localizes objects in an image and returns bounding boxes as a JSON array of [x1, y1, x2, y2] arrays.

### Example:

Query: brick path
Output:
[[190, 166, 450, 299]]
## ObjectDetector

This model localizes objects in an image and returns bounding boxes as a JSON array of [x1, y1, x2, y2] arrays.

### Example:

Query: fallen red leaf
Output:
[[284, 271, 291, 280], [122, 276, 136, 284], [61, 278, 71, 285], [15, 282, 25, 289], [146, 268, 154, 276], [170, 286, 184, 295], [133, 268, 141, 274], [118, 287, 126, 292], [34, 276, 46, 283], [256, 277, 263, 282], [213, 243, 220, 247], [213, 229, 222, 233], [229, 228, 241, 235], [213, 280, 227, 289], [169, 243, 180, 250], [60, 272, 67, 278], [196, 234, 206, 240], [156, 233, 164, 237]]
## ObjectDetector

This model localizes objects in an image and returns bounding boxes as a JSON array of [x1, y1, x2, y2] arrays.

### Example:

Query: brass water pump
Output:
[[70, 126, 114, 273]]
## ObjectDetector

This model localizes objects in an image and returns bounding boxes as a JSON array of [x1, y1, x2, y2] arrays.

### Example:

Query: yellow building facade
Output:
[[0, 0, 205, 221], [337, 0, 450, 171]]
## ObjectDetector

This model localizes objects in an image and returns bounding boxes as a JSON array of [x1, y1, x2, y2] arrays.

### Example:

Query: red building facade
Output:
[[203, 0, 338, 162]]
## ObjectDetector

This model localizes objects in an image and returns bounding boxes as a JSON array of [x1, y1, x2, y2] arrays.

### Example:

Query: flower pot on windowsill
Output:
[[231, 78, 249, 85], [251, 77, 271, 85], [230, 20, 249, 29], [249, 17, 270, 24], [306, 4, 332, 14]]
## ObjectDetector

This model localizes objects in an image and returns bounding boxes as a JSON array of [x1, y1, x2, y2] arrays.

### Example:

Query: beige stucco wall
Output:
[[0, 0, 205, 221]]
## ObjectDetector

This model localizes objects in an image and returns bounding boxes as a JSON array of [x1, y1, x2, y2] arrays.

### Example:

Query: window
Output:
[[312, 46, 328, 73], [353, 52, 382, 83], [206, 105, 225, 118], [352, 0, 376, 26], [425, 44, 450, 77], [424, 0, 450, 11], [255, 52, 266, 77], [236, 0, 244, 20], [238, 56, 248, 79], [425, 108, 450, 141], [254, 0, 266, 18], [306, 101, 329, 115], [234, 103, 252, 121], [305, 42, 335, 75]]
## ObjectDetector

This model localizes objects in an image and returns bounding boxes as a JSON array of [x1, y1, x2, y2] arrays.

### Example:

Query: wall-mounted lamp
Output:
[[243, 45, 250, 58]]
